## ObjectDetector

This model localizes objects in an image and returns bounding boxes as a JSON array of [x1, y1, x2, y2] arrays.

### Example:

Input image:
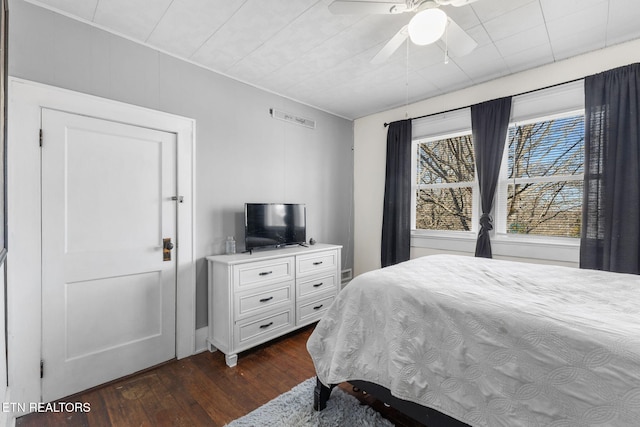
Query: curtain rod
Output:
[[383, 76, 585, 127]]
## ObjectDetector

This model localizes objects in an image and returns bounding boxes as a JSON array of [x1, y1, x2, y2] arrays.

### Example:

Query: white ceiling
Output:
[[25, 0, 640, 119]]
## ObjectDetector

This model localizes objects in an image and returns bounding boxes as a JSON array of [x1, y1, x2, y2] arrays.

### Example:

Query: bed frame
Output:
[[314, 377, 471, 426]]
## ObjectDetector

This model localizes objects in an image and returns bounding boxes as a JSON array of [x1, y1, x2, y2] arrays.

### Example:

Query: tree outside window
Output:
[[413, 112, 584, 238], [504, 113, 584, 238], [415, 134, 475, 232]]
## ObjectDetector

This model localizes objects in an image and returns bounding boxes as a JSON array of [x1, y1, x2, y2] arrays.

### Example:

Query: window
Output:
[[496, 111, 584, 238], [412, 112, 585, 240], [413, 132, 477, 232], [410, 81, 585, 262]]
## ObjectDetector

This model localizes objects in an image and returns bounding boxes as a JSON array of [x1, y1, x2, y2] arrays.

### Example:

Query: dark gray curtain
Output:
[[580, 63, 640, 274], [381, 119, 412, 267], [471, 97, 512, 258]]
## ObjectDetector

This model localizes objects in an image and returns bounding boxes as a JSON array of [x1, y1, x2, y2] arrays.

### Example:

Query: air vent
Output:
[[270, 108, 316, 129], [341, 269, 352, 288]]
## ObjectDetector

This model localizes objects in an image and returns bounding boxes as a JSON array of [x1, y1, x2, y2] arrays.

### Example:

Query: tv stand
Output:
[[206, 243, 342, 367]]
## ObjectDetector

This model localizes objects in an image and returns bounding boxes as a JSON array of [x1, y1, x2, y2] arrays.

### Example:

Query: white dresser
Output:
[[206, 243, 342, 367]]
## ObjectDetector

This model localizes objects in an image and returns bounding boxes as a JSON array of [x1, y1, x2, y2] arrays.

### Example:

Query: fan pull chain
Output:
[[405, 37, 409, 118], [444, 19, 450, 64]]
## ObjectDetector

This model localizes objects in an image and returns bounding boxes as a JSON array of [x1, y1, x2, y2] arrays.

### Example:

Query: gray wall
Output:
[[9, 0, 354, 328]]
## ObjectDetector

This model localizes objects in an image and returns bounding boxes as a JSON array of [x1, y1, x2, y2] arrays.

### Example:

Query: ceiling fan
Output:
[[328, 0, 479, 64]]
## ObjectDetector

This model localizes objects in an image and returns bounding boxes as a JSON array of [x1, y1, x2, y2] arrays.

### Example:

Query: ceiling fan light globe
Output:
[[408, 8, 447, 45]]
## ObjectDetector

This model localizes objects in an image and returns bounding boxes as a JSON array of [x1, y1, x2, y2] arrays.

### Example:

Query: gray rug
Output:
[[225, 377, 394, 426]]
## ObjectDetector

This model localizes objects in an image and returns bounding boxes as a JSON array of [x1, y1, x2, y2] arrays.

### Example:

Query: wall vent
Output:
[[270, 108, 316, 129], [341, 269, 353, 289]]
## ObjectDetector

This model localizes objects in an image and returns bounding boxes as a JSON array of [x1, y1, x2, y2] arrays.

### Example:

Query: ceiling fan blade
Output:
[[443, 18, 477, 57], [328, 1, 408, 15], [371, 25, 408, 64], [434, 0, 480, 6]]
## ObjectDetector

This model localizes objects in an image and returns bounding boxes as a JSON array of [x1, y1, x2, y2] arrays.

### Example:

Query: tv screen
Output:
[[245, 203, 306, 251]]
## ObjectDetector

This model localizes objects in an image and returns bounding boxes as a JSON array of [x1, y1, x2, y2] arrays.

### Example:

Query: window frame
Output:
[[411, 129, 481, 237], [493, 109, 585, 241], [410, 109, 584, 263]]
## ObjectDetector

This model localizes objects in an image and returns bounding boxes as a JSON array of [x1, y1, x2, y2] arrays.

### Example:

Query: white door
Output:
[[41, 109, 177, 402]]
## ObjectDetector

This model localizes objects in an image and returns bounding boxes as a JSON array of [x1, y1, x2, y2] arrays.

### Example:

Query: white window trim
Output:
[[411, 130, 480, 236], [411, 229, 580, 263], [494, 109, 585, 241]]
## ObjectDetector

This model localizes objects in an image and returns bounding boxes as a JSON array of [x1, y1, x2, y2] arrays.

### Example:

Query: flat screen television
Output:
[[245, 203, 306, 252]]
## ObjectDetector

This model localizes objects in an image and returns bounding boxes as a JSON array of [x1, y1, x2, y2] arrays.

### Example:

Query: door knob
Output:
[[163, 238, 174, 261]]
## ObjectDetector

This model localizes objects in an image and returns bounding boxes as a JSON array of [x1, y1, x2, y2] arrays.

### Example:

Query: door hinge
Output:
[[40, 360, 44, 378], [39, 129, 43, 147]]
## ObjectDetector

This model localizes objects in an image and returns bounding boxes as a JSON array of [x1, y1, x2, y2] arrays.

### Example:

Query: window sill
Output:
[[411, 230, 579, 264]]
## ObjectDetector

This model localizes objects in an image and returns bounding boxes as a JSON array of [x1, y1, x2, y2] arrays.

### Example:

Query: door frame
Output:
[[7, 77, 196, 411]]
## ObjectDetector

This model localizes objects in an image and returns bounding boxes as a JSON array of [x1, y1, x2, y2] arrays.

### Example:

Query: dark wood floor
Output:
[[17, 325, 426, 426]]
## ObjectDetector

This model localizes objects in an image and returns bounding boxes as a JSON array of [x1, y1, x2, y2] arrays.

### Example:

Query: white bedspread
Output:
[[307, 255, 640, 426]]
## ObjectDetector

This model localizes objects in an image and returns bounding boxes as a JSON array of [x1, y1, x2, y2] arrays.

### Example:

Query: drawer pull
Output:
[[259, 322, 274, 329], [313, 282, 324, 288], [313, 304, 324, 310], [313, 261, 323, 266], [259, 296, 274, 303], [259, 271, 273, 276]]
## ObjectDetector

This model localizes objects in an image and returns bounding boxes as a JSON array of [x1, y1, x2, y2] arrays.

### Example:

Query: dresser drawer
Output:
[[297, 294, 335, 325], [235, 310, 292, 348], [298, 273, 337, 299], [296, 250, 338, 277], [236, 282, 293, 319], [234, 257, 294, 289]]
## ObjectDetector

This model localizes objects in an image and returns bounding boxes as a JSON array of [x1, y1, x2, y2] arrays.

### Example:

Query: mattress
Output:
[[307, 255, 640, 426]]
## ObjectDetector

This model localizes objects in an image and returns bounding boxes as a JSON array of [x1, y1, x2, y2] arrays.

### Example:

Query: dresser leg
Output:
[[207, 340, 217, 353], [225, 353, 238, 367]]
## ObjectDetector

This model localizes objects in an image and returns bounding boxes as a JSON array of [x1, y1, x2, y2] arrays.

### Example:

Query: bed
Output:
[[307, 254, 640, 426]]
